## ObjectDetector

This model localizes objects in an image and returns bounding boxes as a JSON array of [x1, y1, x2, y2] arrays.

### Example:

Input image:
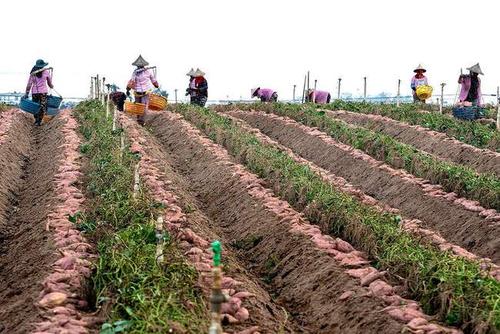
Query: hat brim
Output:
[[413, 68, 426, 73]]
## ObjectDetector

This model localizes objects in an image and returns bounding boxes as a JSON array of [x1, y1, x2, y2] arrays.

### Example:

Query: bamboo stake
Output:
[[155, 216, 165, 264], [337, 78, 342, 100], [112, 105, 117, 132], [440, 83, 446, 114], [396, 79, 401, 107], [302, 74, 306, 103], [363, 77, 367, 101], [133, 162, 140, 199], [96, 75, 100, 100], [497, 86, 500, 130], [120, 132, 125, 158], [293, 84, 296, 102]]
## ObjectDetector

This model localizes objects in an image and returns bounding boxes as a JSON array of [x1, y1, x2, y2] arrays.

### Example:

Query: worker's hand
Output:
[[23, 94, 29, 99], [126, 89, 131, 97], [154, 83, 160, 88]]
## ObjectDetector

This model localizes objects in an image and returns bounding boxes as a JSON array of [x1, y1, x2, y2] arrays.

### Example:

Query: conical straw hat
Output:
[[467, 63, 484, 75], [132, 55, 149, 67], [251, 87, 260, 97], [193, 68, 205, 77], [413, 64, 426, 73], [186, 68, 195, 76]]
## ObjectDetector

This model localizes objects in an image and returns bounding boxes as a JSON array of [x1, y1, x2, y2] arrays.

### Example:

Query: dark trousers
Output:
[[32, 93, 48, 123]]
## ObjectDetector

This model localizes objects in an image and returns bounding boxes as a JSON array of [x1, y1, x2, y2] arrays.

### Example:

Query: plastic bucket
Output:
[[452, 106, 484, 120], [48, 95, 63, 108], [124, 101, 146, 115], [148, 94, 168, 111]]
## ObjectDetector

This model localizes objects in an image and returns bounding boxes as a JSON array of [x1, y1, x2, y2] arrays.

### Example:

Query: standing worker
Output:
[[185, 68, 196, 104], [24, 59, 54, 126], [458, 63, 483, 106], [411, 64, 429, 103], [251, 87, 278, 102], [192, 68, 208, 107], [305, 89, 331, 104], [126, 55, 160, 125]]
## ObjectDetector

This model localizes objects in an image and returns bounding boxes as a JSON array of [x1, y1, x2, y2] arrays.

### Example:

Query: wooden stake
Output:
[[155, 216, 165, 264], [497, 86, 500, 131], [175, 89, 178, 103], [302, 74, 307, 103], [133, 162, 140, 199], [363, 77, 367, 100], [293, 84, 296, 102], [112, 105, 117, 132], [396, 79, 401, 107], [440, 83, 446, 114], [337, 78, 342, 100]]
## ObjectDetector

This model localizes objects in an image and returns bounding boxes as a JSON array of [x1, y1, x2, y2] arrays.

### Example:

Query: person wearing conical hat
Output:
[[251, 87, 278, 102], [188, 68, 208, 107], [126, 55, 160, 125], [305, 89, 331, 104], [24, 59, 54, 126], [411, 64, 428, 103], [458, 63, 483, 106], [185, 68, 197, 104]]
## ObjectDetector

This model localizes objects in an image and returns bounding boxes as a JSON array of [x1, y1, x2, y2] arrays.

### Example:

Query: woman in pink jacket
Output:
[[126, 55, 160, 126], [458, 63, 483, 106], [306, 89, 331, 104], [251, 87, 278, 102], [24, 59, 54, 126]]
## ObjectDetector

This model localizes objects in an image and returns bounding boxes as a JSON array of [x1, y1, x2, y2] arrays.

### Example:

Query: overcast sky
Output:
[[1, 0, 499, 101]]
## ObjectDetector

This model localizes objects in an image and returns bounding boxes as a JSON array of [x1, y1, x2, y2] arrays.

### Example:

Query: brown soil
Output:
[[229, 111, 500, 265], [326, 109, 500, 176], [0, 114, 67, 333], [145, 112, 426, 334]]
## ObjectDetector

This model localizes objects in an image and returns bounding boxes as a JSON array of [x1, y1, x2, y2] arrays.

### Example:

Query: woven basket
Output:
[[416, 85, 433, 100], [124, 101, 146, 116], [149, 94, 168, 111]]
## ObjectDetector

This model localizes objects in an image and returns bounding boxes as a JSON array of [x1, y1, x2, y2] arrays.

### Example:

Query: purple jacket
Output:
[[458, 76, 482, 106], [257, 88, 275, 101], [309, 90, 330, 104]]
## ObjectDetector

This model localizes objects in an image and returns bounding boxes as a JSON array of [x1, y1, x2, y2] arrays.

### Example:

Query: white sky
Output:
[[1, 0, 499, 101]]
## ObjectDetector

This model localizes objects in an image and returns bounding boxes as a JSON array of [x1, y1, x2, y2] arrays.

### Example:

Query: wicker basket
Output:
[[42, 115, 53, 123], [149, 94, 168, 111], [416, 85, 433, 100], [124, 101, 146, 116]]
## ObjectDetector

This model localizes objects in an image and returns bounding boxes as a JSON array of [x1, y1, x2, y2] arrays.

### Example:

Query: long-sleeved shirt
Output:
[[458, 75, 482, 106], [256, 88, 275, 102], [26, 69, 53, 94], [127, 68, 158, 93], [410, 75, 428, 90], [309, 90, 330, 104]]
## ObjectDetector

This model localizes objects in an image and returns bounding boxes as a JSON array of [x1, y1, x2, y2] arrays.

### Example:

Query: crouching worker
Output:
[[251, 87, 278, 102], [305, 89, 331, 104], [107, 84, 126, 112], [411, 64, 429, 103], [24, 59, 54, 126], [126, 55, 160, 125]]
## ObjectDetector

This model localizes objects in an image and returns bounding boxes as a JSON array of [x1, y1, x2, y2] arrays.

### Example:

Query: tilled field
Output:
[[0, 110, 94, 333], [323, 109, 500, 176], [226, 110, 500, 264]]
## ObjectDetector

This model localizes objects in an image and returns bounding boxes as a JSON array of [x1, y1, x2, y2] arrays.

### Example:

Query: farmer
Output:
[[411, 64, 428, 103], [24, 59, 54, 126], [185, 68, 196, 104], [190, 68, 208, 107], [107, 84, 126, 112], [251, 87, 278, 102], [126, 55, 160, 125], [458, 63, 483, 106], [305, 89, 331, 104]]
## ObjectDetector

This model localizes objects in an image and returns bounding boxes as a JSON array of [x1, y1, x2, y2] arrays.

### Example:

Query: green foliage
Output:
[[74, 100, 207, 333], [175, 103, 500, 333], [219, 103, 500, 211]]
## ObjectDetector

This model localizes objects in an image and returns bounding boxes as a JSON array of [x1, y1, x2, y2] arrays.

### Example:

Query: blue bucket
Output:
[[452, 106, 485, 121], [19, 98, 60, 116], [48, 95, 63, 108]]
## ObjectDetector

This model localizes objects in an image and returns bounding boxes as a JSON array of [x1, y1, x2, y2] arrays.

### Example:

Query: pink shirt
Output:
[[257, 88, 275, 101], [128, 68, 158, 93], [310, 90, 330, 104], [27, 70, 52, 94], [458, 76, 482, 106]]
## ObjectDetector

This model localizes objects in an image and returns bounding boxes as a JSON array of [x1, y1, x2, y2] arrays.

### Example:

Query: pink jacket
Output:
[[128, 68, 158, 93], [458, 75, 482, 106], [257, 88, 275, 101], [26, 69, 53, 94], [309, 90, 330, 104]]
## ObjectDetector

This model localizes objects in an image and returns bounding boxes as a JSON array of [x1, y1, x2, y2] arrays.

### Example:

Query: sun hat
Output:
[[186, 68, 195, 76], [193, 68, 205, 77], [251, 87, 260, 97], [132, 55, 149, 67], [413, 64, 426, 73], [467, 63, 484, 75]]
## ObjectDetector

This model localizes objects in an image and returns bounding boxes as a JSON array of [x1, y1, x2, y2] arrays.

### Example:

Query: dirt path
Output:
[[228, 110, 500, 265], [325, 109, 500, 176], [143, 112, 459, 334]]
